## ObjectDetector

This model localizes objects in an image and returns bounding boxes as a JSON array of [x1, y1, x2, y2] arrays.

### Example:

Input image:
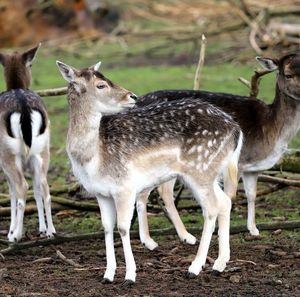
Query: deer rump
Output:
[[2, 89, 47, 149]]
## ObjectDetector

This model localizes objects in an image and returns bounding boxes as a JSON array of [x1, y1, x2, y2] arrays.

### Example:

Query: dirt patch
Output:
[[1, 232, 299, 297]]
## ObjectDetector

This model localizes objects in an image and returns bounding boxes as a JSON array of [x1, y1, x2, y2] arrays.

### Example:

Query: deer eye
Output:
[[285, 74, 294, 79], [97, 84, 106, 89]]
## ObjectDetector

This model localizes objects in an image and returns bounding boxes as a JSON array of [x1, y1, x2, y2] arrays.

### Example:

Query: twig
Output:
[[36, 87, 67, 97], [193, 34, 206, 90], [234, 259, 257, 266], [56, 250, 82, 268], [32, 257, 52, 263], [74, 266, 125, 272]]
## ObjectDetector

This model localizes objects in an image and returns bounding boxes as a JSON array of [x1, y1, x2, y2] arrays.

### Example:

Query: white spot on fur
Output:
[[188, 146, 196, 154]]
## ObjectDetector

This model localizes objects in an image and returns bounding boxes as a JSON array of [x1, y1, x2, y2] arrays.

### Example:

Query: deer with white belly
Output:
[[56, 60, 243, 284], [134, 52, 300, 250]]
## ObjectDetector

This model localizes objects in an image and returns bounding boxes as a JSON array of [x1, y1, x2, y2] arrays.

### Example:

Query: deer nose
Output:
[[126, 93, 137, 106], [129, 93, 138, 100]]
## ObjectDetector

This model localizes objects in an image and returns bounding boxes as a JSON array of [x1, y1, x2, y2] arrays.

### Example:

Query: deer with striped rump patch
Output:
[[56, 60, 243, 284], [0, 45, 56, 242], [135, 52, 300, 250]]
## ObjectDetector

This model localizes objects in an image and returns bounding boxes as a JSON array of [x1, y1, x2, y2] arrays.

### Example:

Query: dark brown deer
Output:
[[134, 52, 300, 250], [0, 44, 55, 242], [56, 60, 243, 284]]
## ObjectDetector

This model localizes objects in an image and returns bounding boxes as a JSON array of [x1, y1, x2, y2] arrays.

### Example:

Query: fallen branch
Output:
[[258, 174, 300, 187], [56, 250, 82, 268], [0, 203, 65, 216], [1, 220, 299, 255]]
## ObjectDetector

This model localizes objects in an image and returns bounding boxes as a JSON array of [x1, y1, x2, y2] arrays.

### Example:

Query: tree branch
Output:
[[1, 220, 300, 255], [193, 34, 206, 90]]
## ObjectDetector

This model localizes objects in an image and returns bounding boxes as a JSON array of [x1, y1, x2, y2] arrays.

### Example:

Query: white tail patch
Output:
[[10, 112, 22, 138], [31, 110, 43, 137]]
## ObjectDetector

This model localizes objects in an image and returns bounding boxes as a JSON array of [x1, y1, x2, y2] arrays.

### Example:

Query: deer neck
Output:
[[270, 85, 300, 143], [67, 93, 102, 164], [4, 61, 30, 90]]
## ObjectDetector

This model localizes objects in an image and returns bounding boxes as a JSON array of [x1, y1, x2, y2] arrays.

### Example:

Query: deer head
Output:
[[257, 53, 300, 101], [56, 61, 137, 114], [0, 43, 41, 90]]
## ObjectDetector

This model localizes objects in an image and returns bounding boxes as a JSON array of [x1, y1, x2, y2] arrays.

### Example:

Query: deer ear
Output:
[[256, 57, 278, 71], [22, 43, 41, 67], [56, 60, 77, 82], [90, 61, 102, 72]]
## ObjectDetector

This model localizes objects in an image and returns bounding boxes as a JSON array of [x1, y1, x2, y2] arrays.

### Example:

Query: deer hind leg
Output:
[[212, 183, 231, 273], [114, 190, 137, 284], [242, 172, 259, 236], [158, 179, 196, 245], [136, 188, 158, 250], [30, 153, 56, 238], [96, 195, 117, 283], [3, 155, 28, 242], [184, 181, 218, 277]]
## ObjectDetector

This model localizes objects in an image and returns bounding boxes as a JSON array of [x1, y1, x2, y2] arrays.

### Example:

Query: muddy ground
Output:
[[1, 230, 300, 297]]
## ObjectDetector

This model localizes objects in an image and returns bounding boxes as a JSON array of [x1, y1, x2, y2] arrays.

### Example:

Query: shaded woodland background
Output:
[[1, 0, 300, 64]]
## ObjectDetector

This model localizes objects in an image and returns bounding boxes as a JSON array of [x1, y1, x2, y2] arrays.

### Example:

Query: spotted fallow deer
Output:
[[56, 60, 243, 284], [134, 52, 300, 250], [0, 44, 56, 242]]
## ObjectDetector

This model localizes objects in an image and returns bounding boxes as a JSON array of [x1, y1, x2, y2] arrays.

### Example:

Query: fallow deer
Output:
[[0, 44, 56, 242], [56, 60, 243, 284], [134, 52, 300, 251]]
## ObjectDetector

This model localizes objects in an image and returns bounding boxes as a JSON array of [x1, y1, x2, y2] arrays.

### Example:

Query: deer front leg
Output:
[[136, 189, 158, 250], [242, 172, 259, 236], [115, 191, 137, 285], [158, 179, 196, 245], [96, 195, 117, 283]]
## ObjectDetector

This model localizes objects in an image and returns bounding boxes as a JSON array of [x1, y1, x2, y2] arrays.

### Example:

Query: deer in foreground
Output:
[[134, 52, 300, 250], [0, 45, 56, 242], [56, 60, 243, 284]]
